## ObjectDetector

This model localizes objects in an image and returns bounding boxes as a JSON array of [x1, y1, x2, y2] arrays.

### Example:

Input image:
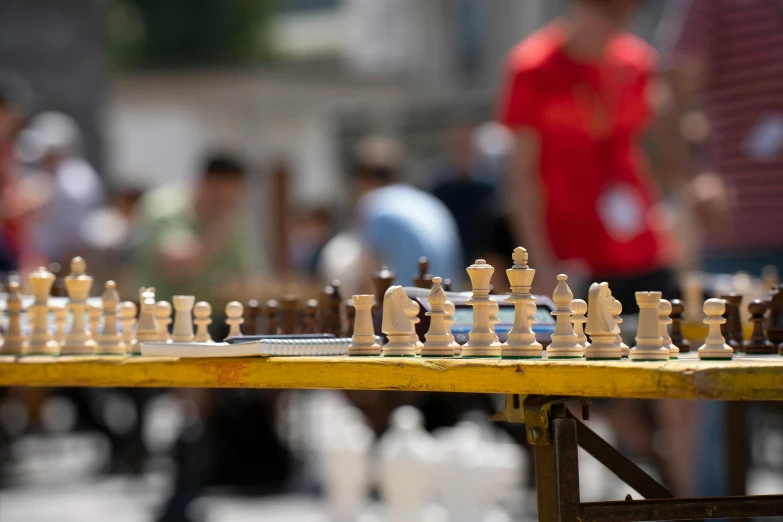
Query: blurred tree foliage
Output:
[[107, 0, 277, 68]]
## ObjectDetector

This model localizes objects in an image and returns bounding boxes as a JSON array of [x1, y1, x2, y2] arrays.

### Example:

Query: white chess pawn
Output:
[[155, 301, 173, 343], [225, 301, 244, 338], [585, 282, 622, 360], [698, 298, 734, 360], [409, 299, 424, 355], [26, 266, 60, 355], [547, 275, 583, 359], [462, 259, 502, 358], [421, 277, 454, 357], [135, 288, 161, 344], [62, 257, 97, 355], [570, 299, 588, 349], [630, 292, 669, 361], [53, 305, 68, 345], [97, 281, 126, 355], [348, 295, 381, 356], [611, 298, 630, 358], [2, 281, 26, 355], [88, 303, 102, 341], [172, 295, 196, 343], [489, 300, 500, 343], [659, 299, 678, 360], [444, 300, 461, 355], [503, 246, 543, 358], [381, 286, 418, 357], [193, 301, 214, 343], [119, 301, 138, 354]]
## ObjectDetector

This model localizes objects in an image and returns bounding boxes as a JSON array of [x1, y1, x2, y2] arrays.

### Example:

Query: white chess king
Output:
[[62, 257, 98, 355], [503, 247, 542, 358]]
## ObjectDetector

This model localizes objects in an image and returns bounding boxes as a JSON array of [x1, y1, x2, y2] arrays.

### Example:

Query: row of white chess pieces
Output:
[[364, 247, 734, 360], [0, 257, 246, 356]]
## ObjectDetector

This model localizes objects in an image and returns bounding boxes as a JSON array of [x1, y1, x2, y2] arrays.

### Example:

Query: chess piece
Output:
[[444, 300, 461, 355], [97, 281, 126, 354], [245, 299, 261, 335], [585, 282, 622, 360], [135, 288, 161, 343], [409, 299, 423, 355], [303, 299, 319, 334], [119, 301, 138, 354], [381, 286, 418, 357], [265, 299, 281, 335], [442, 278, 452, 292], [461, 260, 502, 358], [372, 266, 396, 315], [88, 303, 102, 340], [630, 292, 668, 361], [762, 265, 779, 291], [659, 299, 678, 359], [767, 285, 783, 346], [193, 301, 214, 343], [344, 299, 356, 338], [570, 299, 588, 349], [548, 275, 584, 359], [489, 300, 500, 343], [744, 299, 775, 354], [719, 294, 744, 352], [321, 282, 343, 336], [421, 277, 454, 357], [281, 295, 299, 335], [172, 295, 195, 343], [52, 304, 68, 345], [698, 298, 734, 360], [413, 257, 433, 288], [50, 262, 67, 297], [26, 266, 60, 355], [62, 257, 97, 355], [681, 272, 704, 322], [611, 298, 630, 358], [348, 295, 381, 356], [155, 301, 173, 343], [669, 299, 691, 353], [503, 247, 542, 358], [2, 281, 26, 354], [225, 301, 244, 338]]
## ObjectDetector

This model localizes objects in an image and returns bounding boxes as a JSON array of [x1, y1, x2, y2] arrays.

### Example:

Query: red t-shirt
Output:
[[499, 23, 667, 275]]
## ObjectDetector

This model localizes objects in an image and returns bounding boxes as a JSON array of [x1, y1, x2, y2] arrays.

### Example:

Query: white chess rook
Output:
[[381, 286, 418, 357], [611, 298, 630, 357], [62, 257, 97, 355], [348, 294, 381, 356], [547, 274, 583, 358], [98, 280, 127, 355], [659, 299, 678, 359], [119, 301, 138, 354], [444, 300, 461, 355], [698, 298, 734, 360], [193, 301, 214, 343], [172, 295, 196, 343], [2, 281, 26, 354], [461, 259, 501, 358], [631, 291, 669, 361], [421, 277, 454, 357], [225, 301, 244, 338], [585, 282, 622, 360], [503, 247, 543, 358]]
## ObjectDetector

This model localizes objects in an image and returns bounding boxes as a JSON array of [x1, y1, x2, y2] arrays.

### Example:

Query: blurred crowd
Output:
[[1, 0, 783, 521]]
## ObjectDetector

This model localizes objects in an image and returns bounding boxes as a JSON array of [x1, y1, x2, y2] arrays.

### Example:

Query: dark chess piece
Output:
[[50, 262, 67, 297], [413, 257, 433, 289], [720, 294, 743, 352], [669, 299, 691, 353], [442, 278, 452, 292], [265, 299, 281, 335], [280, 295, 299, 334], [302, 299, 319, 334], [343, 299, 356, 338], [245, 299, 261, 335], [766, 285, 783, 346], [320, 281, 343, 336], [372, 266, 395, 315], [744, 299, 775, 354]]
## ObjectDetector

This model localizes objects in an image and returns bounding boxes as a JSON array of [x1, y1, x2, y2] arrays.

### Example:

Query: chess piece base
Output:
[[421, 354, 455, 358], [61, 339, 98, 355], [630, 348, 670, 361], [547, 355, 583, 359], [698, 344, 734, 360], [744, 342, 775, 355], [547, 346, 584, 359], [503, 354, 544, 359], [461, 341, 502, 358], [461, 355, 501, 359], [669, 345, 679, 358], [97, 335, 127, 355], [503, 340, 543, 359], [348, 343, 382, 356], [420, 338, 454, 357], [0, 338, 25, 355], [25, 339, 60, 356], [382, 354, 416, 358], [585, 344, 623, 360]]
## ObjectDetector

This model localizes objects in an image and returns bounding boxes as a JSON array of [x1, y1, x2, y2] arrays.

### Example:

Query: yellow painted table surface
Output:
[[1, 352, 783, 401]]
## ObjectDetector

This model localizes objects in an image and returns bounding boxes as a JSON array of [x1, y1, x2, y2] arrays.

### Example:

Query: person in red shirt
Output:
[[498, 0, 676, 311]]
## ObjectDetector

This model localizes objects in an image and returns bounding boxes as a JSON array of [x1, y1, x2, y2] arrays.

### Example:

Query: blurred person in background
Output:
[[130, 153, 265, 306], [287, 204, 334, 277], [24, 111, 105, 268], [497, 0, 677, 311]]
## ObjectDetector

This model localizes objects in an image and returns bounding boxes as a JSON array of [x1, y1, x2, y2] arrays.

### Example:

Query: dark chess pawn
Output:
[[669, 299, 691, 353], [280, 295, 299, 334], [302, 299, 319, 334], [372, 266, 395, 315], [343, 299, 356, 338], [442, 278, 452, 292], [245, 299, 261, 335], [413, 257, 433, 289], [745, 299, 775, 354], [766, 285, 783, 346], [265, 299, 281, 335], [719, 294, 743, 352]]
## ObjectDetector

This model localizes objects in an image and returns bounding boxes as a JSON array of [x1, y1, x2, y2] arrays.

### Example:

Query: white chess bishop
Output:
[[381, 286, 419, 357], [503, 247, 543, 358], [585, 282, 622, 360], [348, 294, 381, 356], [97, 280, 126, 355], [547, 275, 583, 359], [421, 277, 455, 357], [62, 257, 98, 355], [698, 298, 734, 360], [461, 259, 502, 358], [630, 291, 669, 361]]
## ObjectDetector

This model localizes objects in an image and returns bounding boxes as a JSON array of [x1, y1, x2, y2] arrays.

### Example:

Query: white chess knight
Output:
[[381, 286, 419, 357], [444, 300, 461, 355], [421, 277, 455, 357], [547, 274, 583, 358], [659, 299, 679, 359], [630, 291, 669, 361], [97, 280, 127, 355], [698, 298, 734, 360], [62, 257, 98, 355], [503, 247, 543, 358], [348, 294, 381, 356], [585, 282, 622, 360], [172, 295, 196, 343], [461, 259, 502, 358]]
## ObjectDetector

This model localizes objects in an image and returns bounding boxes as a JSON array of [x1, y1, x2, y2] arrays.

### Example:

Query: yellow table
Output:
[[2, 352, 783, 521]]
